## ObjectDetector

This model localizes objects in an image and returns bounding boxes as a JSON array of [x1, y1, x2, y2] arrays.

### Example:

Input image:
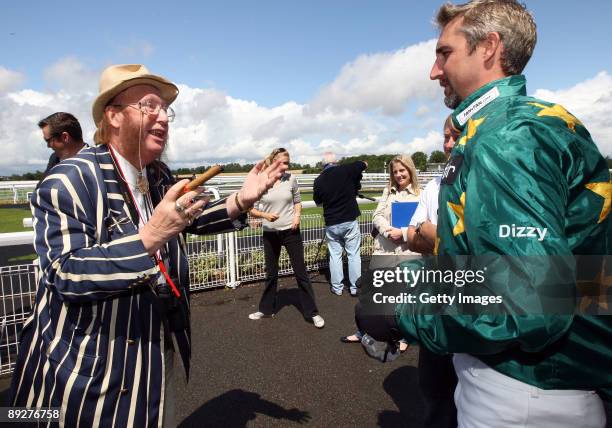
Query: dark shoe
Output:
[[340, 335, 361, 343]]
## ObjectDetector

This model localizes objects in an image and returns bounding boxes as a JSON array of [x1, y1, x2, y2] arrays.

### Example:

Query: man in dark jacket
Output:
[[38, 112, 87, 177], [313, 152, 367, 296]]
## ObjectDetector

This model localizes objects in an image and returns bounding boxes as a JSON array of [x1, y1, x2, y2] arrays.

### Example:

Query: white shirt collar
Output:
[[390, 183, 417, 195], [111, 147, 149, 227]]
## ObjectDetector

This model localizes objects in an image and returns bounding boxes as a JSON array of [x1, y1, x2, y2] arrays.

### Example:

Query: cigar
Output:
[[182, 165, 224, 194]]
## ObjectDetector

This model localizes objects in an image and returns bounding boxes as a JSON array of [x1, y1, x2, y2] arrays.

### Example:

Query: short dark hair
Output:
[[38, 112, 83, 142]]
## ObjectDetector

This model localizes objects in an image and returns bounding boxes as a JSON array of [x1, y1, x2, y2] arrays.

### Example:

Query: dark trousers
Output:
[[418, 346, 458, 428], [259, 228, 318, 318]]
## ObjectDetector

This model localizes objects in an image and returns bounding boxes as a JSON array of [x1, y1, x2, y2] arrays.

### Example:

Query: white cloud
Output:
[[309, 39, 439, 115], [1, 42, 446, 175], [532, 71, 612, 156], [43, 57, 98, 94], [2, 49, 609, 177], [0, 88, 97, 174], [0, 66, 25, 94]]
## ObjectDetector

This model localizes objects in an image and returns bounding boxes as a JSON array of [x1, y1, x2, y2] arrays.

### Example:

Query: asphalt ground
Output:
[[0, 271, 610, 427], [175, 272, 425, 427]]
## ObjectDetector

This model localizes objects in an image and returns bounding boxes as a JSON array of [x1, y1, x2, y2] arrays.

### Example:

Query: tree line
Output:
[[174, 151, 450, 176]]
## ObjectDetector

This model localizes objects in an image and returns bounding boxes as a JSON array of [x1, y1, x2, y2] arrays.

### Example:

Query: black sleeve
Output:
[[313, 177, 322, 205], [351, 162, 365, 190]]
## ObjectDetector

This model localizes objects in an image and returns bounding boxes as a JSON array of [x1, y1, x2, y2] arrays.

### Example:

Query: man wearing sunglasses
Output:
[[37, 111, 87, 177], [11, 64, 287, 427]]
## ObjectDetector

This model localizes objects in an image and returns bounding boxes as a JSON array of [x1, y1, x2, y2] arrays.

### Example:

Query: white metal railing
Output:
[[187, 210, 375, 290], [4, 169, 611, 203], [0, 172, 445, 203], [0, 181, 38, 204], [0, 211, 376, 375], [0, 263, 37, 375]]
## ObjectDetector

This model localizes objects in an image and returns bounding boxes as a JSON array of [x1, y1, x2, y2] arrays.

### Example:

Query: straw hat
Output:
[[92, 64, 179, 124]]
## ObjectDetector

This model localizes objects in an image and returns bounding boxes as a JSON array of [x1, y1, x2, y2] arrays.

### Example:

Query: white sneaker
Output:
[[249, 311, 266, 320], [312, 315, 325, 328]]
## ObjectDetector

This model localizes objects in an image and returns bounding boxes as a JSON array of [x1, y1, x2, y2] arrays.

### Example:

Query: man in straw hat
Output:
[[10, 64, 287, 426], [357, 0, 610, 426]]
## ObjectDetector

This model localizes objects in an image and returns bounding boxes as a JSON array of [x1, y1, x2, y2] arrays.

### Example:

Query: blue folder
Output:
[[391, 201, 418, 228]]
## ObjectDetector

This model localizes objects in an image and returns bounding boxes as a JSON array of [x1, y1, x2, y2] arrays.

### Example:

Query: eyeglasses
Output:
[[112, 99, 176, 122], [44, 133, 62, 144]]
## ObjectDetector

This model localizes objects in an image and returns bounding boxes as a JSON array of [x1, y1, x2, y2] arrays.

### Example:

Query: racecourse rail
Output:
[[0, 172, 448, 205]]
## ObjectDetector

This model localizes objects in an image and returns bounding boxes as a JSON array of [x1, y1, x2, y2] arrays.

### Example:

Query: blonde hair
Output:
[[264, 147, 289, 166], [388, 155, 420, 196], [435, 0, 536, 75], [94, 117, 112, 145], [94, 96, 122, 145]]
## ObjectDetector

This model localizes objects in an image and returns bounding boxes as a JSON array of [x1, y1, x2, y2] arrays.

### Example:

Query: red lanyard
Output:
[[157, 259, 181, 298], [109, 146, 181, 298]]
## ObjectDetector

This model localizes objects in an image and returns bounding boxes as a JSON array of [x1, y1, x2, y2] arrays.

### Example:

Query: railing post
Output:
[[207, 188, 225, 256], [225, 231, 240, 288]]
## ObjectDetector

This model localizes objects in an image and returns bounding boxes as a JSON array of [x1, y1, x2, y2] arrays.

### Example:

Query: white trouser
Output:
[[453, 353, 606, 428]]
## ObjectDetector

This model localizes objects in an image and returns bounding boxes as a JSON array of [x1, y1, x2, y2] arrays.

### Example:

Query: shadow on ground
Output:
[[179, 389, 311, 427]]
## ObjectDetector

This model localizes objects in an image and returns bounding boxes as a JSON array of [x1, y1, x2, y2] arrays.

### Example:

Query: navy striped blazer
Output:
[[10, 145, 244, 427]]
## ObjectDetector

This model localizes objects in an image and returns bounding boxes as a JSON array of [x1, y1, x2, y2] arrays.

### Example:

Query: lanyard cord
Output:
[[109, 145, 181, 298]]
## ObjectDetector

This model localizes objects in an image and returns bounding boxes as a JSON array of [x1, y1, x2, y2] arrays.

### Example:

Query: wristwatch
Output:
[[415, 221, 424, 236]]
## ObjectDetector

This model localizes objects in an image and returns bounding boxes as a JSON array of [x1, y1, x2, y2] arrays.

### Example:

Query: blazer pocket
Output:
[[47, 336, 105, 378]]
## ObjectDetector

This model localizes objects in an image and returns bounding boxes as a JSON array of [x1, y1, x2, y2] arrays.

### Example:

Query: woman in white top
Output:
[[341, 154, 420, 346], [247, 148, 324, 328], [372, 154, 421, 255]]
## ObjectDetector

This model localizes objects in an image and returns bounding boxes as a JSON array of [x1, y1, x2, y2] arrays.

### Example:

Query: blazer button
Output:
[[127, 339, 135, 345], [120, 388, 129, 395]]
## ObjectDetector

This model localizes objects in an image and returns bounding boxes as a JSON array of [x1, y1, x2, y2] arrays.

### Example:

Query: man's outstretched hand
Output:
[[227, 159, 288, 219], [240, 159, 288, 207]]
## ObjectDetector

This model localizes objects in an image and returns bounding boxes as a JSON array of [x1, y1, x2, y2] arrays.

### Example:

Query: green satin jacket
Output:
[[396, 75, 611, 398]]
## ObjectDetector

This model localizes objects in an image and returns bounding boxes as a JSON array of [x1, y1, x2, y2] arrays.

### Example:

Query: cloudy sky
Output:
[[1, 0, 611, 175]]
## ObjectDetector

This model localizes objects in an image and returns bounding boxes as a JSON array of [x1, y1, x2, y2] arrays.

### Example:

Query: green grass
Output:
[[299, 191, 379, 201], [0, 193, 381, 234], [301, 203, 377, 216], [0, 208, 33, 233], [8, 253, 37, 263], [300, 191, 379, 216]]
